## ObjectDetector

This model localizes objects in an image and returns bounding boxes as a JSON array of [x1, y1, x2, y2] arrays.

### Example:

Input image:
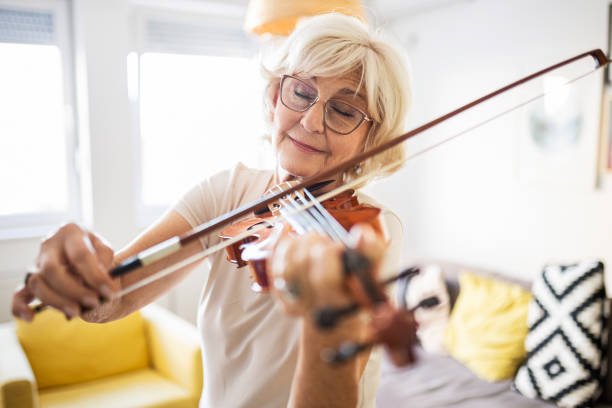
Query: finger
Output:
[[12, 285, 35, 322], [309, 241, 349, 306], [270, 236, 292, 282], [88, 232, 114, 269], [350, 223, 387, 266], [270, 234, 323, 314], [88, 232, 120, 292], [39, 253, 101, 309], [285, 233, 325, 292], [27, 273, 81, 318], [64, 233, 114, 299], [269, 237, 307, 315]]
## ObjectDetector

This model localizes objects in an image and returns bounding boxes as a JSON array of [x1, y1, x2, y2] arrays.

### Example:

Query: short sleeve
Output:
[[171, 163, 275, 250], [171, 168, 233, 249]]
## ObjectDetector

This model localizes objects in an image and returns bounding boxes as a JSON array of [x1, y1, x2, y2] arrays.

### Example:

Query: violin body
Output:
[[219, 189, 384, 292]]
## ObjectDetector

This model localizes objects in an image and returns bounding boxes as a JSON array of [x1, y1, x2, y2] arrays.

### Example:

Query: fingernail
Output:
[[100, 285, 113, 299], [65, 306, 79, 318], [19, 310, 33, 322]]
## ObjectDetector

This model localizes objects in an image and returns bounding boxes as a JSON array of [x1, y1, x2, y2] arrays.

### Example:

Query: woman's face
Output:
[[271, 73, 371, 182]]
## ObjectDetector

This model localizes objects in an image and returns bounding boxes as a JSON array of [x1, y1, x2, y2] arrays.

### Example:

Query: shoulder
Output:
[[171, 162, 273, 230], [206, 162, 274, 192], [188, 162, 274, 207], [356, 191, 403, 237]]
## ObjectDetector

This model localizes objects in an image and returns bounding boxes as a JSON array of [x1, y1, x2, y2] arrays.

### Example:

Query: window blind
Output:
[[0, 7, 54, 44], [143, 16, 254, 57]]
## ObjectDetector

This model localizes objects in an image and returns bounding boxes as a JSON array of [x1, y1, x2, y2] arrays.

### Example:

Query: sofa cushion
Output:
[[38, 368, 194, 408], [513, 261, 608, 408], [16, 309, 148, 389], [444, 272, 532, 381]]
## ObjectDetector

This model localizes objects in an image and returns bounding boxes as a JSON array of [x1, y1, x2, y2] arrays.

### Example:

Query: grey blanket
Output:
[[376, 347, 554, 408]]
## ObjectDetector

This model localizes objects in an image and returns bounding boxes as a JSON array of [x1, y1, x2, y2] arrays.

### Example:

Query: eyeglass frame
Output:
[[279, 74, 373, 135]]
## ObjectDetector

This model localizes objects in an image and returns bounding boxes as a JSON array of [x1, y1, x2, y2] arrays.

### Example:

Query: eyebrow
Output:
[[307, 77, 367, 101], [336, 88, 366, 101]]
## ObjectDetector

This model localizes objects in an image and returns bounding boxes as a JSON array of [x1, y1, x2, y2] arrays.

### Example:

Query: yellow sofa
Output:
[[0, 304, 202, 408]]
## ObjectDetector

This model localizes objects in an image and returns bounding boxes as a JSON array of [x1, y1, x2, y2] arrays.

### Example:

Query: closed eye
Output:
[[295, 90, 316, 101], [331, 105, 355, 118]]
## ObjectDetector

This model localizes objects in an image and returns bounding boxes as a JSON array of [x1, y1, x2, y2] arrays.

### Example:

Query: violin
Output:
[[218, 188, 383, 292]]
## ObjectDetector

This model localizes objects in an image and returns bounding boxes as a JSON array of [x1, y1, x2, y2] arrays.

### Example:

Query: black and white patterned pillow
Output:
[[514, 260, 608, 408]]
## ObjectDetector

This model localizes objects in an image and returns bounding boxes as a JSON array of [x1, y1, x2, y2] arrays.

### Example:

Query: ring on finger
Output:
[[24, 266, 40, 286]]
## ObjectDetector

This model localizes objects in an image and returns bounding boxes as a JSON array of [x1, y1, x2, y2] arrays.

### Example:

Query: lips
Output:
[[287, 135, 324, 154]]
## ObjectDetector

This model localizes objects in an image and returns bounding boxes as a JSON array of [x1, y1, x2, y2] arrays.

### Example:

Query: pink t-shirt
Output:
[[173, 163, 403, 408]]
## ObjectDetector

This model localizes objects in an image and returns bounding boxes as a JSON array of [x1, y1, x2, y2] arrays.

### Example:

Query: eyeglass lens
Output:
[[281, 76, 366, 135]]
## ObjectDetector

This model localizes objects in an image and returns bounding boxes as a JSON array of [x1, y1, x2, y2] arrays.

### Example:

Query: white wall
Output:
[[364, 0, 612, 289]]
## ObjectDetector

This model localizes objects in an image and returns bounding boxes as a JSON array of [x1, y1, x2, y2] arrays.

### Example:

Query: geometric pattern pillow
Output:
[[514, 260, 608, 408]]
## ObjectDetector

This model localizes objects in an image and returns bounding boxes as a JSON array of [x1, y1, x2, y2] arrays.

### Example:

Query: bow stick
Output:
[[28, 49, 611, 313], [110, 49, 609, 280]]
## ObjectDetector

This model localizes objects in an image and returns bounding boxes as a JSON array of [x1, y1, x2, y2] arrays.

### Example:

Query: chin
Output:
[[276, 143, 322, 179], [279, 160, 314, 178], [277, 155, 318, 179]]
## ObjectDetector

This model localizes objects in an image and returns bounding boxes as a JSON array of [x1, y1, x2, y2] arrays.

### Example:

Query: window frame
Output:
[[128, 3, 260, 227], [0, 0, 80, 240]]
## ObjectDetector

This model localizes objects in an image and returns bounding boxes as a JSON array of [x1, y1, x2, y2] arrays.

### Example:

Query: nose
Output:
[[299, 101, 325, 134]]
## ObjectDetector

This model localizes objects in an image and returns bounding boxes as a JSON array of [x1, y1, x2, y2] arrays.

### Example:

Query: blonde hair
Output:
[[261, 13, 411, 185]]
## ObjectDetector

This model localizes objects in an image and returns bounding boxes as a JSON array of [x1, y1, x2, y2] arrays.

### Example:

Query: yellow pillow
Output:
[[444, 272, 532, 382], [16, 309, 148, 389]]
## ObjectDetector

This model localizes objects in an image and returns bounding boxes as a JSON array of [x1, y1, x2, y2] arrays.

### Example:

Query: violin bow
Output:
[[112, 49, 610, 279], [30, 49, 611, 312]]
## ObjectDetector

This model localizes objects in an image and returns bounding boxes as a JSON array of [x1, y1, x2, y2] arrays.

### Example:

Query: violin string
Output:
[[295, 191, 349, 245], [277, 183, 349, 246], [300, 189, 352, 245], [278, 194, 333, 239], [281, 192, 339, 241], [273, 185, 313, 235]]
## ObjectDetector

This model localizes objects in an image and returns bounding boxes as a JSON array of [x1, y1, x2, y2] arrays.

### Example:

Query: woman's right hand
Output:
[[11, 223, 119, 322]]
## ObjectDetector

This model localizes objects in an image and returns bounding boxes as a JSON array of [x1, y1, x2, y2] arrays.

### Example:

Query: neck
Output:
[[274, 164, 343, 195]]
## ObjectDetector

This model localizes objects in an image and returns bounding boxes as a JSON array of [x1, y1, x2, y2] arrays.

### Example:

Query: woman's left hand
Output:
[[269, 223, 386, 319]]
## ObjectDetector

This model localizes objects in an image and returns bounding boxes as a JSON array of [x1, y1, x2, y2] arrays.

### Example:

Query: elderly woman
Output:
[[12, 13, 411, 408]]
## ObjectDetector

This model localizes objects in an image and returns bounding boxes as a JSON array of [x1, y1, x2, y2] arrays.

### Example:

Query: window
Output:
[[131, 9, 270, 222], [0, 0, 78, 238]]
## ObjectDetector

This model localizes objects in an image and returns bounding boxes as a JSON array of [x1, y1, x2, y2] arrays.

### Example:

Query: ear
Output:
[[269, 84, 280, 123], [361, 122, 376, 152], [272, 84, 280, 108]]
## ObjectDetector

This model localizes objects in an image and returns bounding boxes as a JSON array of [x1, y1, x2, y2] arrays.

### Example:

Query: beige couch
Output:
[[376, 261, 612, 408]]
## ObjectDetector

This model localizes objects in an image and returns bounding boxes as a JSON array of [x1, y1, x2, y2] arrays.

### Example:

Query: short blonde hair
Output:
[[261, 13, 411, 185]]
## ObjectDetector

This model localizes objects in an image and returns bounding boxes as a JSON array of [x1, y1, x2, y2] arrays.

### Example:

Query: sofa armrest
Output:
[[141, 304, 203, 398], [0, 323, 37, 408]]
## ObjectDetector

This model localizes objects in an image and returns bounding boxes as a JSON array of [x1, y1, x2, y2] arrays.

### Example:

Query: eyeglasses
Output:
[[279, 75, 372, 135]]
